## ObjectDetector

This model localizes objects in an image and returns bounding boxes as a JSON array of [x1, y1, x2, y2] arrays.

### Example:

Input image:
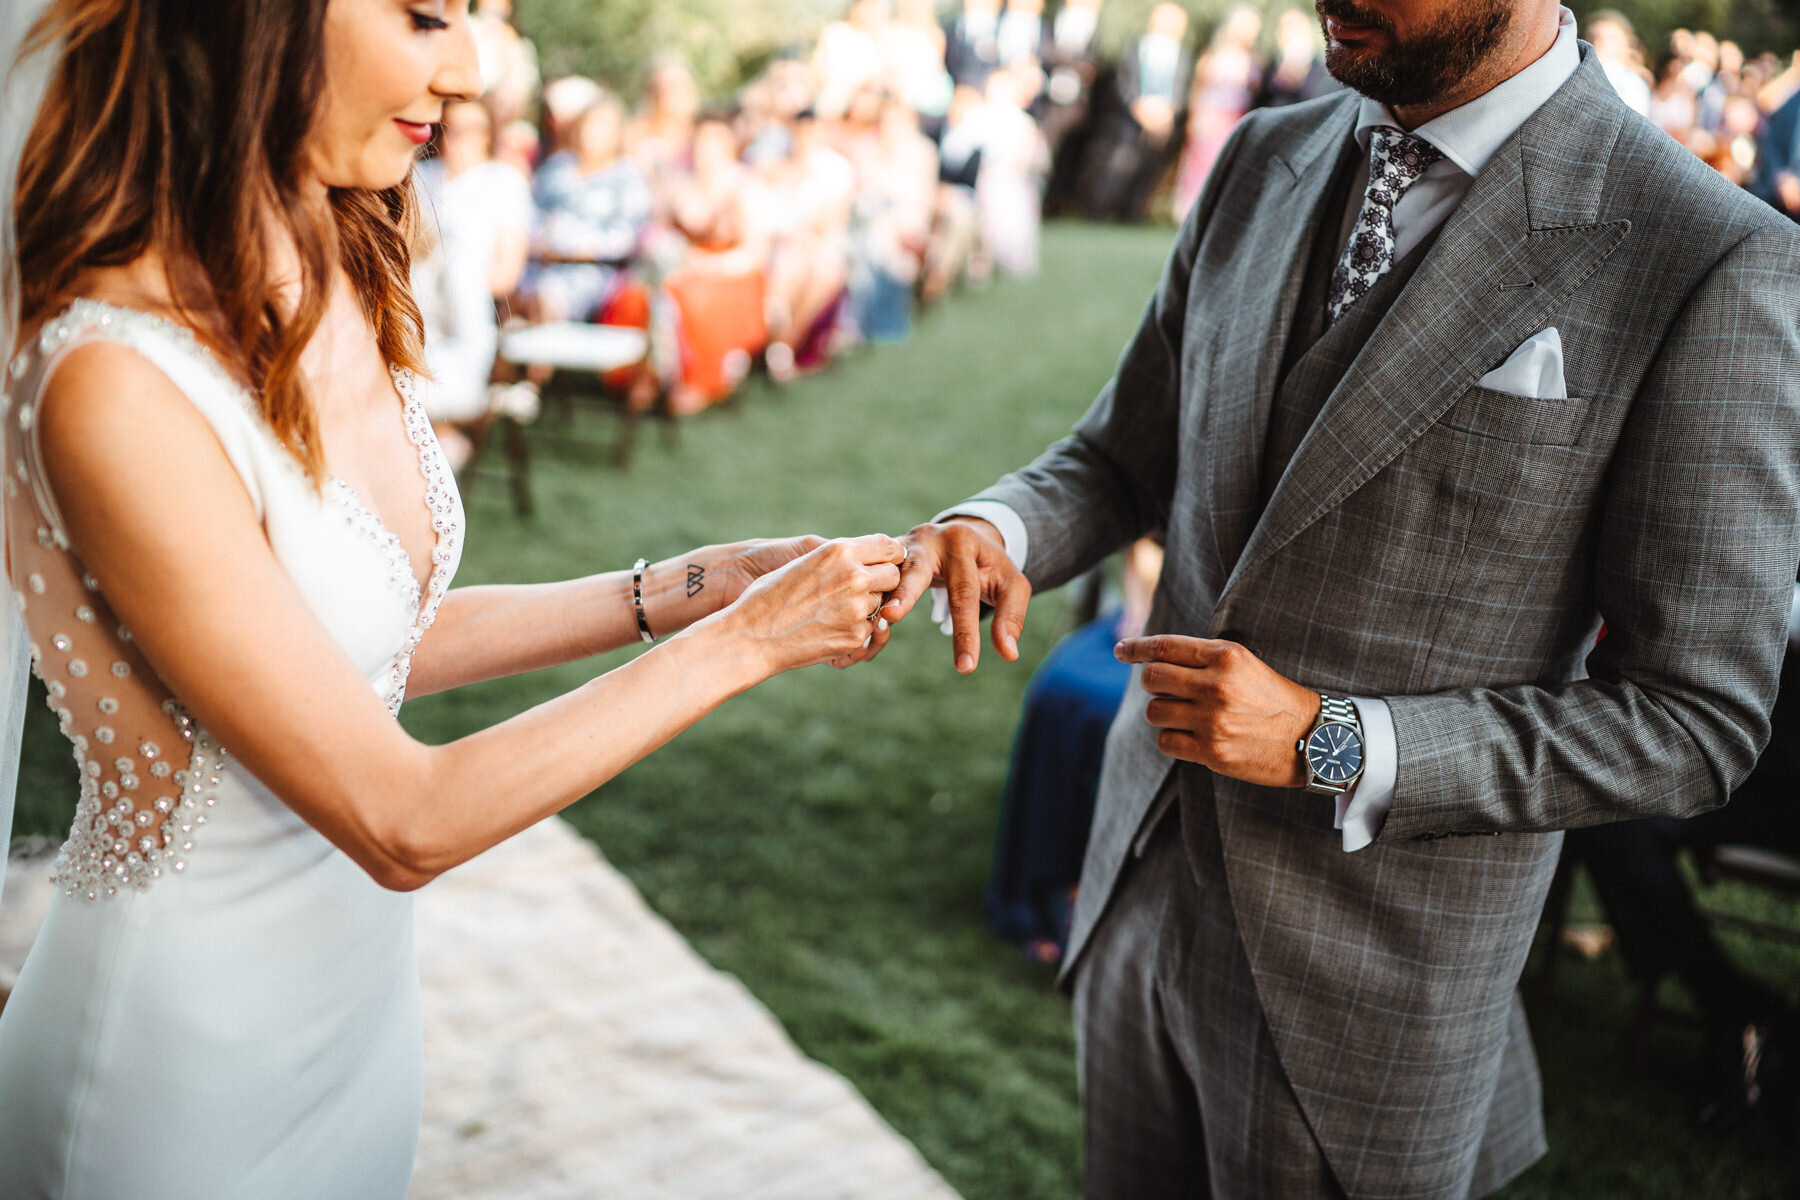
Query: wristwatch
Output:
[[1298, 694, 1365, 796]]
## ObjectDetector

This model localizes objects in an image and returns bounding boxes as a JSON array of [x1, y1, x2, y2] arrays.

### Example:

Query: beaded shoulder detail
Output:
[[4, 302, 248, 898], [10, 299, 266, 422]]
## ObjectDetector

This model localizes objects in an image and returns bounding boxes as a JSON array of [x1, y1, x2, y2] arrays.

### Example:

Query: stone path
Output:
[[0, 821, 960, 1200]]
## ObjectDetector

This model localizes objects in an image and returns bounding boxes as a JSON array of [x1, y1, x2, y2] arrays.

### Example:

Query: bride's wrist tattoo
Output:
[[686, 564, 706, 599]]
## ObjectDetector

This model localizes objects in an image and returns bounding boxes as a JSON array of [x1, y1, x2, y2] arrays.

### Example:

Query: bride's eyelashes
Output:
[[410, 12, 449, 33]]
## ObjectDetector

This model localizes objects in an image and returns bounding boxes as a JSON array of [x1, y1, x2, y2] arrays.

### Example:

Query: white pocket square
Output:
[[1476, 327, 1568, 400]]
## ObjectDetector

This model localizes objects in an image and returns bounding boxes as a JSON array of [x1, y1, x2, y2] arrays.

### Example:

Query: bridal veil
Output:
[[1, 0, 57, 905]]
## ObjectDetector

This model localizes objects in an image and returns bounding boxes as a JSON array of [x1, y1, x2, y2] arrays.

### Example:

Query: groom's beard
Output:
[[1317, 0, 1514, 110]]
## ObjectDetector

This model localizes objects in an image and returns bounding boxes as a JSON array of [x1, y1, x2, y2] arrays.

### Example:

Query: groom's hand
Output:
[[1114, 636, 1319, 788], [881, 518, 1032, 674]]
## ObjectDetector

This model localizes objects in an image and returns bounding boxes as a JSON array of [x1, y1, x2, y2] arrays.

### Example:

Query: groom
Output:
[[882, 1, 1800, 1196]]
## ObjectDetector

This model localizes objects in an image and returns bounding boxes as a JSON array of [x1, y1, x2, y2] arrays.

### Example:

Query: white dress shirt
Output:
[[941, 8, 1583, 852]]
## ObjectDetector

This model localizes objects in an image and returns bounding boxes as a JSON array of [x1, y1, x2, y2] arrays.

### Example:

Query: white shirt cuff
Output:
[[928, 502, 1030, 632], [1335, 697, 1397, 852]]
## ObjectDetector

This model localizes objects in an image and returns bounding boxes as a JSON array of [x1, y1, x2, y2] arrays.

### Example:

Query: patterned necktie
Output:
[[1326, 128, 1445, 325]]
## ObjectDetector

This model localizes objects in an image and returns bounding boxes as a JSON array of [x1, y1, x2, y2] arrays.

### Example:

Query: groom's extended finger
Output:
[[990, 571, 1032, 662], [946, 535, 984, 674]]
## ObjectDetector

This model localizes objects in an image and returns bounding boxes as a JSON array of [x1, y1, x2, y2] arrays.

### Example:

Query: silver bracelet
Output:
[[632, 558, 655, 644]]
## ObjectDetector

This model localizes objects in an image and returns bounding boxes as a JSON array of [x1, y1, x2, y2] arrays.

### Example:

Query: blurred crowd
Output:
[[412, 1, 1800, 444], [413, 0, 1337, 439], [1585, 10, 1800, 204]]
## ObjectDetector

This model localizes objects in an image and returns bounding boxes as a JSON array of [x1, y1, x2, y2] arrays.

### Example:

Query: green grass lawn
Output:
[[11, 221, 1799, 1197]]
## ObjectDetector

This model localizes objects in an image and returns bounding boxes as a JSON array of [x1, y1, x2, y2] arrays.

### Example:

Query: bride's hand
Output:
[[716, 535, 829, 604], [718, 534, 906, 675]]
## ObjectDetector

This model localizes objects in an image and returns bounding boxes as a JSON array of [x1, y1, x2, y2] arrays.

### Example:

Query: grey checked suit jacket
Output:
[[968, 50, 1800, 1198]]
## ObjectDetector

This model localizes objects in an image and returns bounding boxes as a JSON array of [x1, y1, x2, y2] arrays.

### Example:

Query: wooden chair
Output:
[[451, 399, 537, 518], [454, 322, 652, 517]]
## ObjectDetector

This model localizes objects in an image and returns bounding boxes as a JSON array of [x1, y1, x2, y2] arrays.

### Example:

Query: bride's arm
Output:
[[403, 538, 823, 698], [37, 345, 902, 892]]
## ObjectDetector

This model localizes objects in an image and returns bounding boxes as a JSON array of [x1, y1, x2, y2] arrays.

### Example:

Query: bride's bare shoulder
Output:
[[29, 319, 239, 519], [34, 338, 220, 480]]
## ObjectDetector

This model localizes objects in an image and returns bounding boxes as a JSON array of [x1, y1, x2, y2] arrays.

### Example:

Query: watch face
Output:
[[1306, 723, 1363, 786]]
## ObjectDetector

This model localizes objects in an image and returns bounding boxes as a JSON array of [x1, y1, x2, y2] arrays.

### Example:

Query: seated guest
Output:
[[538, 74, 605, 157], [420, 101, 533, 310], [413, 100, 537, 463], [846, 95, 937, 342], [494, 117, 542, 183], [525, 92, 661, 410], [923, 83, 988, 300], [663, 112, 772, 412], [525, 92, 655, 325], [738, 57, 814, 168], [630, 55, 702, 200], [1566, 579, 1800, 1123], [754, 110, 856, 380]]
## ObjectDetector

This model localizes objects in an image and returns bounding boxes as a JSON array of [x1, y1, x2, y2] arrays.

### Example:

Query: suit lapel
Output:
[[1220, 52, 1631, 604], [1205, 100, 1359, 577]]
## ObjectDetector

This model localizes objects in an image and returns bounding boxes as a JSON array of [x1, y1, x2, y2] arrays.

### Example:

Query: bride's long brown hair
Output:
[[13, 0, 426, 484]]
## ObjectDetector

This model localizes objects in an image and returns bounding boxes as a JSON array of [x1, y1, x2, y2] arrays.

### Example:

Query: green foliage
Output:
[[514, 0, 843, 101]]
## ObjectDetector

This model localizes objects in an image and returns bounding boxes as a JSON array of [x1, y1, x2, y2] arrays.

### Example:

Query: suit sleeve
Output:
[[954, 114, 1254, 595], [1378, 225, 1800, 841]]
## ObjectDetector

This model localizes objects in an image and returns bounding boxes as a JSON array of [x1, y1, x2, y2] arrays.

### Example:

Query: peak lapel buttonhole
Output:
[[1497, 280, 1537, 293]]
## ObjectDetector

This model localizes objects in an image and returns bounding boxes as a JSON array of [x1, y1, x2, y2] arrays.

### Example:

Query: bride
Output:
[[0, 1, 905, 1196]]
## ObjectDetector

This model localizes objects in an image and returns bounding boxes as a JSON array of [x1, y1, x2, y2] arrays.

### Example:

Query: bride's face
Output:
[[308, 0, 480, 191]]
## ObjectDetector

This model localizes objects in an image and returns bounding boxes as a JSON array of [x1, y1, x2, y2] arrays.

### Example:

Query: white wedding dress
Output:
[[0, 300, 465, 1199]]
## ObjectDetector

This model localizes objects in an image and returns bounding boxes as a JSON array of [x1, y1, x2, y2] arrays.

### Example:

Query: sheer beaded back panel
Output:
[[2, 301, 463, 901]]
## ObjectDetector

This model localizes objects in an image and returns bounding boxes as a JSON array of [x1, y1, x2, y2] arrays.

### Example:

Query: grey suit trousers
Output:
[[1074, 775, 1547, 1199], [1074, 787, 1343, 1200]]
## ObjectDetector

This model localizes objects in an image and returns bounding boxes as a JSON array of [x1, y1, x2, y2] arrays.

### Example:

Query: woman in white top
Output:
[[413, 99, 533, 424], [0, 2, 903, 1197]]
